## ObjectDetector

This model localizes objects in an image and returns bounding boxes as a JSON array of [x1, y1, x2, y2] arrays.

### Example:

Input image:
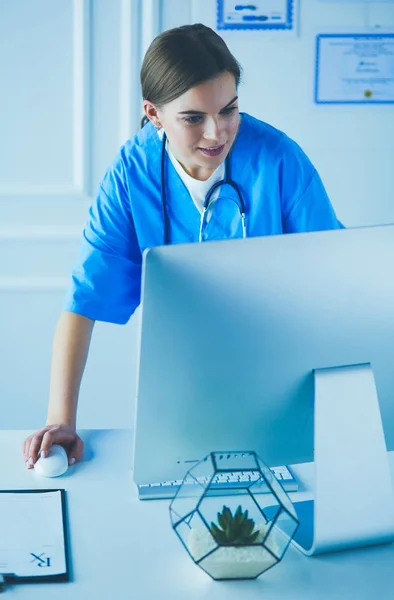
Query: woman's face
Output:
[[144, 71, 240, 181]]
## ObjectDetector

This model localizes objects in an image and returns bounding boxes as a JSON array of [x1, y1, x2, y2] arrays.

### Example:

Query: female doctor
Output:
[[23, 24, 343, 467]]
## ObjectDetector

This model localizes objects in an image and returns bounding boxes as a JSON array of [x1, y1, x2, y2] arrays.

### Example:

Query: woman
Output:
[[23, 24, 343, 468]]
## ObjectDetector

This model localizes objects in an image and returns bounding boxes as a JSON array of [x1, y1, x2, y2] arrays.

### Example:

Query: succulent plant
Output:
[[210, 505, 260, 546]]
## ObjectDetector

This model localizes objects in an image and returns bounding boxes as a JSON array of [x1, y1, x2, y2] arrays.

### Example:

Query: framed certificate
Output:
[[318, 1, 394, 3], [217, 0, 295, 31], [315, 34, 394, 104]]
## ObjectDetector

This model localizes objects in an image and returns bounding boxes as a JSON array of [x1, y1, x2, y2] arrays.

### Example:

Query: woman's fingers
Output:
[[23, 436, 32, 462], [68, 436, 84, 465], [24, 431, 44, 466], [22, 425, 79, 468], [27, 429, 53, 466], [23, 433, 42, 462], [39, 429, 60, 459]]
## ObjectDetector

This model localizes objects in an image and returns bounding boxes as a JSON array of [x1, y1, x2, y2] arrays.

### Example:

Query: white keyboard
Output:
[[138, 465, 298, 500]]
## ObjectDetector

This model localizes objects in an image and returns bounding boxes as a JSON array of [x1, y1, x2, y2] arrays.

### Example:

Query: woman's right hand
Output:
[[23, 425, 84, 469]]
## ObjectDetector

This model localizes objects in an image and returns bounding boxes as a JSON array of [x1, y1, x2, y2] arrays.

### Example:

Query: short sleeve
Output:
[[283, 170, 345, 233], [63, 167, 142, 324], [279, 137, 344, 233]]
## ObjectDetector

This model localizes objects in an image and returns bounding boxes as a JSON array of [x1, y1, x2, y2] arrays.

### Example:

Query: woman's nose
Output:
[[202, 117, 221, 141]]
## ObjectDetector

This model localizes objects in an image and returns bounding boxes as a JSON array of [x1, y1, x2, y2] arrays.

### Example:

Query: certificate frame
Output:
[[315, 33, 394, 104], [318, 1, 394, 3], [217, 0, 295, 31]]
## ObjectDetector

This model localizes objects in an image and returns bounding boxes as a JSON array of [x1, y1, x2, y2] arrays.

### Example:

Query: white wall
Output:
[[0, 0, 143, 430], [1, 0, 393, 430], [190, 0, 394, 227]]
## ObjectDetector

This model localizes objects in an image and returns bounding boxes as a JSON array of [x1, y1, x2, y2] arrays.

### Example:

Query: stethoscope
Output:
[[160, 132, 247, 244]]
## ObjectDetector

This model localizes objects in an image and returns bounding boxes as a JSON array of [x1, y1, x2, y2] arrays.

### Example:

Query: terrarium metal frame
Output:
[[169, 450, 299, 580]]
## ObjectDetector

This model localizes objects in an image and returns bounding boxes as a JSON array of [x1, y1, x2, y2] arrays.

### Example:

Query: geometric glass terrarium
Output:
[[169, 451, 299, 580]]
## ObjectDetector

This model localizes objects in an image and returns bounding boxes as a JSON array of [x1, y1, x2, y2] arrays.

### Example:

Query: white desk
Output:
[[1, 429, 394, 599]]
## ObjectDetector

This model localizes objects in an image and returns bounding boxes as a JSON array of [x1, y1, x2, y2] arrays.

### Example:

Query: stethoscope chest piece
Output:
[[160, 132, 247, 244]]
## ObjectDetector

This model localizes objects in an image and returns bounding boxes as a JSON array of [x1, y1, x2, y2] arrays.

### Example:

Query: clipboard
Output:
[[0, 489, 70, 589]]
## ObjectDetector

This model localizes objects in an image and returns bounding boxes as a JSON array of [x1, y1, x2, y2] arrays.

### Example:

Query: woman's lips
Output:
[[198, 144, 225, 157]]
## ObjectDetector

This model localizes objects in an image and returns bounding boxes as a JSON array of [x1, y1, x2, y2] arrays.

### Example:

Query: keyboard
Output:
[[137, 465, 298, 499]]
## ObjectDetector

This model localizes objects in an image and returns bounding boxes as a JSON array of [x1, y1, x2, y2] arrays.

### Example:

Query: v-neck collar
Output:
[[146, 113, 249, 243]]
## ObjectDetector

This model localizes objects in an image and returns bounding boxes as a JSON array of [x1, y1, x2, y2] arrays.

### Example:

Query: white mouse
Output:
[[34, 444, 69, 478]]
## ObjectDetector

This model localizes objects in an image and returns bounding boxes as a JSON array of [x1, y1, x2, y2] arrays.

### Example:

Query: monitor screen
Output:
[[133, 224, 394, 486]]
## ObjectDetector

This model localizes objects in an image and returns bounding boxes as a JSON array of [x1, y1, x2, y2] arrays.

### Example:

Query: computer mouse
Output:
[[34, 444, 69, 478]]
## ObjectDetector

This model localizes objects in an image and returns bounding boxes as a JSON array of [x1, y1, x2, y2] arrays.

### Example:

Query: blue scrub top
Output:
[[64, 113, 344, 324]]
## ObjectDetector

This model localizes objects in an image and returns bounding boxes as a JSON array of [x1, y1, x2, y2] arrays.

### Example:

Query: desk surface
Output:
[[1, 429, 394, 599]]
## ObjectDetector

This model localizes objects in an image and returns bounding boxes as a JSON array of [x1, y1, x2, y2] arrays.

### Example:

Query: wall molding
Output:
[[73, 0, 91, 196], [0, 185, 91, 198], [141, 0, 163, 60], [190, 0, 200, 24], [0, 0, 92, 199], [119, 0, 143, 143], [0, 226, 81, 241], [0, 277, 69, 292]]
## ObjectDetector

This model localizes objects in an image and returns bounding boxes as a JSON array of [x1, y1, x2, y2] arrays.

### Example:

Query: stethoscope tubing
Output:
[[161, 132, 246, 244]]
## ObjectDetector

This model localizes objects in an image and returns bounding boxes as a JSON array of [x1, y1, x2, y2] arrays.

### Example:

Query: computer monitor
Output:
[[133, 224, 394, 555]]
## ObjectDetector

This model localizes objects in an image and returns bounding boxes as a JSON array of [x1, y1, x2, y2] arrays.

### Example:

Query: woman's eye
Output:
[[183, 107, 236, 125], [220, 106, 237, 116], [184, 116, 203, 125]]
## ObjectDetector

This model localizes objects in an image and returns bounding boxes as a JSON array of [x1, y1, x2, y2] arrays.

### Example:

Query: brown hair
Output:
[[140, 24, 242, 110]]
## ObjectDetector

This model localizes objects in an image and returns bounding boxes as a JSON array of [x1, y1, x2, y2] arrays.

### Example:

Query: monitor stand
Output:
[[291, 363, 394, 555]]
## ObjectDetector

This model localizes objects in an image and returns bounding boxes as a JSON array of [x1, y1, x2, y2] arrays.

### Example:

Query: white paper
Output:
[[316, 34, 394, 103], [0, 491, 66, 577], [217, 0, 294, 30]]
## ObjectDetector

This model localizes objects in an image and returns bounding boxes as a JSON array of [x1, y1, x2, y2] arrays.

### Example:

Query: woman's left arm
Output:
[[282, 169, 345, 233], [278, 137, 345, 233]]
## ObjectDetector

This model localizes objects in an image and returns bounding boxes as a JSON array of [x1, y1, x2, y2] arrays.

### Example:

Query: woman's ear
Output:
[[143, 101, 162, 129]]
